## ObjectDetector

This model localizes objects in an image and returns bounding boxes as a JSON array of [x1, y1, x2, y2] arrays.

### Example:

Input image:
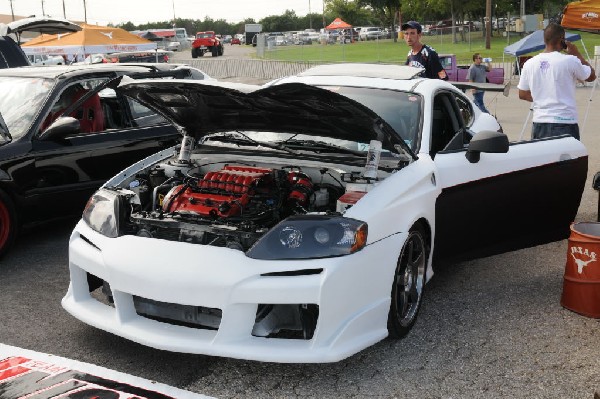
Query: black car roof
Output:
[[0, 63, 192, 79]]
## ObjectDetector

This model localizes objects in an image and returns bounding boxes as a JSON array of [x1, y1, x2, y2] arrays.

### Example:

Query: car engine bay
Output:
[[103, 137, 406, 252]]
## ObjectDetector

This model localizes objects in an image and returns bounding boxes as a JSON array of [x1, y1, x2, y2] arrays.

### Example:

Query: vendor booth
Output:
[[21, 23, 156, 61], [325, 18, 354, 43]]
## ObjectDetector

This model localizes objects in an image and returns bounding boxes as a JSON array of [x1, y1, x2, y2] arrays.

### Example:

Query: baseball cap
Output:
[[401, 21, 422, 33]]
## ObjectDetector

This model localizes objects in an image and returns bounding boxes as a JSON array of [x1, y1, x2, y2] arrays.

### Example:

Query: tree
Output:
[[118, 22, 136, 31], [323, 0, 373, 26], [260, 10, 301, 32], [357, 0, 401, 41]]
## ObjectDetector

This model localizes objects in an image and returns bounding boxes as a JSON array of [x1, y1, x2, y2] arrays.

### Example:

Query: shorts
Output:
[[532, 122, 580, 140]]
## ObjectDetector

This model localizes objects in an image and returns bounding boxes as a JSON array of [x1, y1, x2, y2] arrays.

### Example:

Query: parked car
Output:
[[494, 18, 508, 30], [27, 54, 65, 66], [359, 27, 384, 40], [62, 63, 586, 363], [164, 40, 180, 52], [0, 16, 81, 69], [427, 19, 453, 35], [439, 54, 505, 84], [231, 37, 241, 45], [0, 63, 214, 258], [464, 20, 483, 31], [293, 32, 313, 45]]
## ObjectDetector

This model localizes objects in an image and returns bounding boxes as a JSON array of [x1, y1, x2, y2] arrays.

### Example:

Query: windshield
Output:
[[0, 77, 54, 140], [196, 86, 421, 156], [320, 86, 423, 152]]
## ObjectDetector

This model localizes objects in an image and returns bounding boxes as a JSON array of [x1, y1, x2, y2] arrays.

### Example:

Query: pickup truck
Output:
[[191, 31, 223, 58], [439, 54, 504, 84]]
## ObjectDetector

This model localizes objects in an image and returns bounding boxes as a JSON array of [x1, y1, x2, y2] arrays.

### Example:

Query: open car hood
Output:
[[116, 79, 416, 158], [0, 17, 82, 36]]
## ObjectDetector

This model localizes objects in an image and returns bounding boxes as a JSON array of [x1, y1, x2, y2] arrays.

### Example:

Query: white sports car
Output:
[[62, 64, 587, 363]]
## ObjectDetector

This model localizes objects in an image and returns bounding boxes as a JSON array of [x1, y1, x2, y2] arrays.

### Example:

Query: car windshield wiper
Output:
[[0, 111, 12, 144], [201, 131, 298, 155], [280, 139, 365, 156]]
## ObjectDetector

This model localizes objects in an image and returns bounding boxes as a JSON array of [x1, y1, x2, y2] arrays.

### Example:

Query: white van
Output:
[[27, 54, 64, 66]]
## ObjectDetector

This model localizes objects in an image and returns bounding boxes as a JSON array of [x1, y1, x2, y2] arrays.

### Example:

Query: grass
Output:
[[261, 31, 600, 66]]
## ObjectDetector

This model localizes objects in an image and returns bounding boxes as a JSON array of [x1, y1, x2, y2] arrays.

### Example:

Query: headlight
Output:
[[247, 215, 368, 260], [82, 189, 121, 238]]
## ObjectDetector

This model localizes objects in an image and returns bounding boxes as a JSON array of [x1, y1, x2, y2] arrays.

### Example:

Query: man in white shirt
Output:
[[517, 23, 595, 140]]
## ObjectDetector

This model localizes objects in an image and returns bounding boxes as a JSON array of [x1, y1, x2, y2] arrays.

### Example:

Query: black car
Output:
[[0, 16, 81, 69], [0, 63, 213, 258]]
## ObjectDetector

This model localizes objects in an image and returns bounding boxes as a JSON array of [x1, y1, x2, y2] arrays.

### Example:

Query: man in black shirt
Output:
[[402, 21, 448, 80]]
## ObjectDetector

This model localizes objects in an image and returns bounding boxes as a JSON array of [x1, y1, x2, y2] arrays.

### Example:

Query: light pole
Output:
[[172, 0, 176, 28], [485, 0, 491, 49], [41, 0, 45, 15], [309, 0, 312, 30], [83, 0, 87, 23], [62, 0, 66, 18], [9, 0, 14, 21]]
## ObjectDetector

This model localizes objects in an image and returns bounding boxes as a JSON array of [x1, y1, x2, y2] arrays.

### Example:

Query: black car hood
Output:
[[116, 79, 415, 157]]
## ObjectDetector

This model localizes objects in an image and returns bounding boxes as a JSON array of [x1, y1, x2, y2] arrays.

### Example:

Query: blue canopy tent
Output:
[[504, 29, 587, 75], [504, 29, 581, 57], [504, 29, 582, 56]]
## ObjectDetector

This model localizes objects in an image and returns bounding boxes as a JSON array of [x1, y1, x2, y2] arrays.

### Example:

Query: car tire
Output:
[[191, 48, 198, 59], [211, 46, 218, 57], [387, 224, 428, 339], [0, 189, 17, 259]]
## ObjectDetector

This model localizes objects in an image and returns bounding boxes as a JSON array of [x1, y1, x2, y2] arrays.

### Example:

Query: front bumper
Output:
[[62, 221, 406, 363]]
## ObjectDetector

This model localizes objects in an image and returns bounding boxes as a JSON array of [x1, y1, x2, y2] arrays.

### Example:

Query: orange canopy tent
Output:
[[561, 0, 600, 33], [22, 23, 156, 56], [325, 18, 352, 30]]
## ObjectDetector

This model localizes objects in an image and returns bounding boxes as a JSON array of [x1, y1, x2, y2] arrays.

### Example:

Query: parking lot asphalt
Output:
[[0, 48, 599, 398]]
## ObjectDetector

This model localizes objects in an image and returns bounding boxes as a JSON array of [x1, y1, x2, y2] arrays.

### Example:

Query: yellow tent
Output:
[[22, 23, 156, 56]]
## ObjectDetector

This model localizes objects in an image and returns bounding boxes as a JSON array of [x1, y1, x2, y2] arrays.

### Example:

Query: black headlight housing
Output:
[[246, 215, 368, 260]]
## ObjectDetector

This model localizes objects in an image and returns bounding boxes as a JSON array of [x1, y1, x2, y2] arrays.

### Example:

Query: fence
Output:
[[187, 58, 319, 80], [186, 56, 519, 84]]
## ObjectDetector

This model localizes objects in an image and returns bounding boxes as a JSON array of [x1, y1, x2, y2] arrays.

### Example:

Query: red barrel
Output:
[[561, 222, 600, 318]]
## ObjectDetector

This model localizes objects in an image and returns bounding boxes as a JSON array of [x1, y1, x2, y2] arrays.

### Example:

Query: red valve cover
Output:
[[163, 166, 274, 218]]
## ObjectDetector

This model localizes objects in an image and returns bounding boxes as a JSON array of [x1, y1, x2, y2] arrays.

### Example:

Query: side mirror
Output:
[[41, 116, 80, 140], [465, 130, 509, 163]]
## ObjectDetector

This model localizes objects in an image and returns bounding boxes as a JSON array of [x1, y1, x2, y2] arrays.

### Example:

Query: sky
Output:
[[0, 0, 326, 26]]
